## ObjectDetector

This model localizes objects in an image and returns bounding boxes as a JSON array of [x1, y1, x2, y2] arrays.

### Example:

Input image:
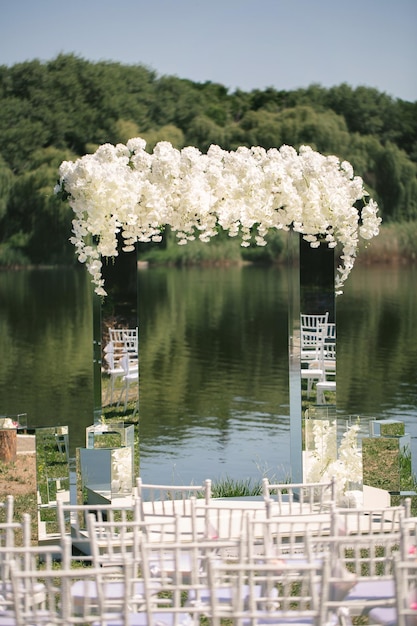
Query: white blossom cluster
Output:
[[305, 418, 363, 505], [110, 447, 132, 494], [55, 138, 381, 296]]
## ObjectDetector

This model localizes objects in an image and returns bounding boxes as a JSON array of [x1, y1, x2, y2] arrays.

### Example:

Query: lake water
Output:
[[1, 263, 416, 485]]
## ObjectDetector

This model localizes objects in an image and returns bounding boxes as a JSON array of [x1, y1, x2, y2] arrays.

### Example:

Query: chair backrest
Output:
[[0, 512, 33, 581], [313, 531, 400, 617], [138, 530, 246, 625], [136, 477, 212, 517], [0, 495, 14, 524], [109, 327, 138, 357], [301, 312, 329, 332], [392, 556, 417, 626], [314, 531, 400, 577], [399, 515, 417, 559], [56, 499, 138, 562], [262, 477, 336, 515], [191, 498, 267, 542], [331, 500, 410, 537], [10, 540, 122, 625], [246, 511, 332, 561], [1, 539, 70, 617], [321, 321, 336, 340], [86, 510, 182, 568]]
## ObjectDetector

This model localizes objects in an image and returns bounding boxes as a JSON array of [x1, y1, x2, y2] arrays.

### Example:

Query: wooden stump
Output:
[[0, 429, 17, 463]]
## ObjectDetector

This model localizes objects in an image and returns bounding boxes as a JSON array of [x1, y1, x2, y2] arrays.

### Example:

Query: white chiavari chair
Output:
[[331, 499, 411, 537], [207, 549, 330, 626], [190, 496, 268, 543], [103, 327, 138, 406], [139, 529, 244, 626], [10, 539, 122, 626], [300, 312, 329, 366], [368, 555, 417, 626], [136, 477, 212, 519], [1, 536, 71, 621], [312, 531, 401, 621], [246, 510, 332, 564], [80, 512, 187, 615], [262, 476, 336, 516], [56, 499, 138, 563]]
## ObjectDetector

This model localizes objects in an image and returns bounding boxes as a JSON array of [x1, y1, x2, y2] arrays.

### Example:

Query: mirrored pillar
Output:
[[95, 244, 139, 423], [288, 232, 336, 483]]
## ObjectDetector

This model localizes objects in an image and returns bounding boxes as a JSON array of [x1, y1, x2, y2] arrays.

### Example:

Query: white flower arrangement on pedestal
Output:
[[305, 418, 363, 507], [110, 447, 132, 495], [55, 139, 381, 296]]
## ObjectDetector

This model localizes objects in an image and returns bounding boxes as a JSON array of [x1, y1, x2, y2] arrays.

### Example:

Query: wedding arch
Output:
[[56, 138, 381, 484], [55, 138, 381, 296]]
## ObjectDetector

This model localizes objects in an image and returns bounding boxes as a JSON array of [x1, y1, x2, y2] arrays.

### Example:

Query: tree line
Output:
[[0, 53, 416, 267]]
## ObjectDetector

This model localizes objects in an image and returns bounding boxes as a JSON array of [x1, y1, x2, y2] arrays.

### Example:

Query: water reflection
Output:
[[138, 265, 290, 482], [1, 264, 417, 485], [0, 268, 93, 452], [99, 249, 139, 422]]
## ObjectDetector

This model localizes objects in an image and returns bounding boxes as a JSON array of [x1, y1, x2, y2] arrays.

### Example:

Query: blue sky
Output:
[[1, 0, 416, 101]]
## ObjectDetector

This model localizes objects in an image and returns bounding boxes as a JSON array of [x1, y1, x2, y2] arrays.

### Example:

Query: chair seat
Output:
[[345, 578, 394, 602], [367, 606, 396, 626], [316, 380, 336, 403], [94, 611, 194, 626], [187, 583, 267, 608]]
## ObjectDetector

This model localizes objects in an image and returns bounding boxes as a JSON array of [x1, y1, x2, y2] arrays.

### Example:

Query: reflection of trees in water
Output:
[[138, 266, 289, 445], [0, 268, 93, 443]]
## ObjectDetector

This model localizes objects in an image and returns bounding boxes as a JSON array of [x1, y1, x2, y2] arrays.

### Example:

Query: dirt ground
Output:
[[0, 435, 36, 497]]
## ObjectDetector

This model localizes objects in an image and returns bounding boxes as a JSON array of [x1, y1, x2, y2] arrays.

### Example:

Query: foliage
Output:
[[210, 476, 263, 498], [0, 54, 416, 268]]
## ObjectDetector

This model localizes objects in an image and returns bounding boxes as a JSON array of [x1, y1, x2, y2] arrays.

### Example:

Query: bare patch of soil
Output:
[[0, 437, 36, 498]]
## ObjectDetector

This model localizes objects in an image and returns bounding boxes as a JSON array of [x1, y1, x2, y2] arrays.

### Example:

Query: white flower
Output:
[[56, 138, 381, 295], [111, 448, 132, 494], [305, 418, 363, 504]]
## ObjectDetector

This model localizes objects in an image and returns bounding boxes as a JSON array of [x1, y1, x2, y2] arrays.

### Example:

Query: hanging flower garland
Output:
[[55, 137, 381, 296]]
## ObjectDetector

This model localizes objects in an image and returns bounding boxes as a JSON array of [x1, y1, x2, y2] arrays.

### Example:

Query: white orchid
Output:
[[111, 447, 132, 494], [56, 139, 381, 295], [305, 418, 363, 505]]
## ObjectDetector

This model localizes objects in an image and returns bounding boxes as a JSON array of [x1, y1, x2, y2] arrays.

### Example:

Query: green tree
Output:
[[2, 147, 76, 263], [374, 142, 417, 221], [0, 155, 14, 219]]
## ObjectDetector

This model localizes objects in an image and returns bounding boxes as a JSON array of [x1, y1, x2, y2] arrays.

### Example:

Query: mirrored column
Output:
[[96, 245, 139, 423], [288, 232, 336, 482]]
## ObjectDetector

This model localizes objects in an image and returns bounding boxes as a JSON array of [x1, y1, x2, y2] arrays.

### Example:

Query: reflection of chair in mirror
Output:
[[316, 340, 336, 404], [300, 312, 329, 366], [103, 346, 125, 405], [301, 361, 325, 399], [35, 427, 70, 546], [300, 313, 336, 400], [118, 352, 139, 414], [103, 328, 138, 406], [109, 328, 138, 368]]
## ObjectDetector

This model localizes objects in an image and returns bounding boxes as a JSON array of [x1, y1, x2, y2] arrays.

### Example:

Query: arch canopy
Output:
[[56, 138, 381, 295]]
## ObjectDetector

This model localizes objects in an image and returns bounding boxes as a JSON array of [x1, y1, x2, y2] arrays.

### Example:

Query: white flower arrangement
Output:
[[305, 418, 363, 506], [110, 447, 132, 494], [55, 138, 381, 296]]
